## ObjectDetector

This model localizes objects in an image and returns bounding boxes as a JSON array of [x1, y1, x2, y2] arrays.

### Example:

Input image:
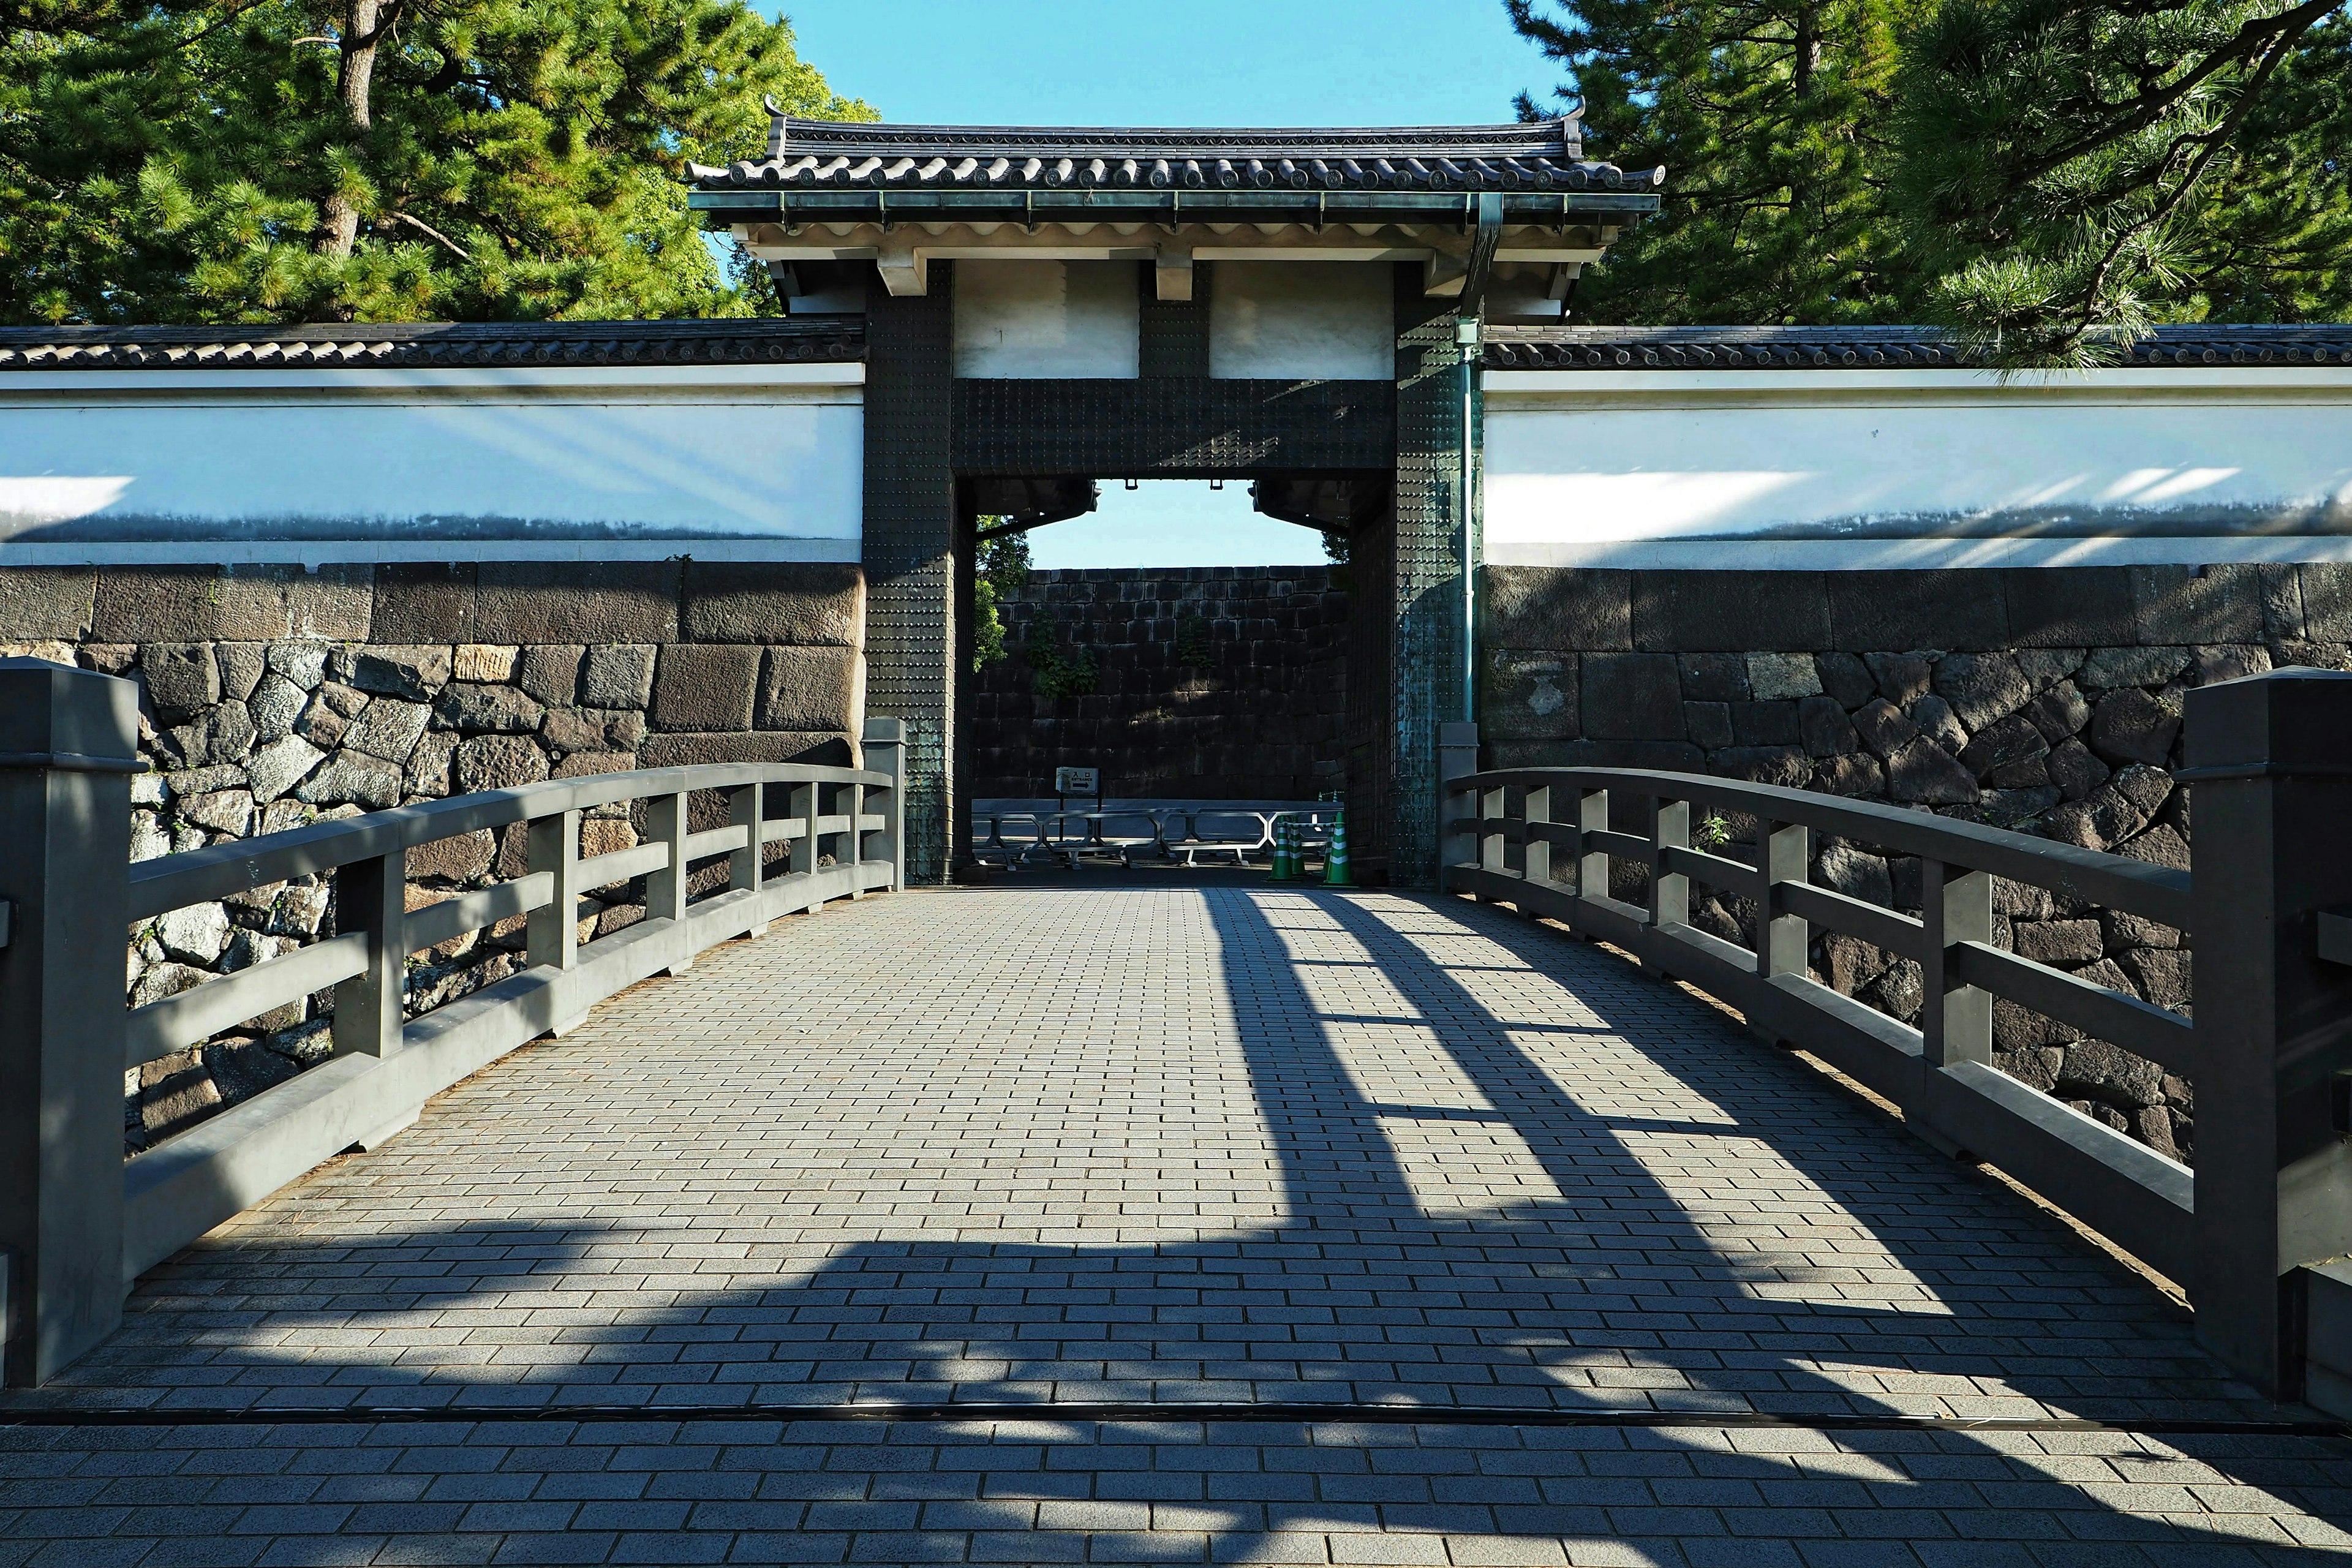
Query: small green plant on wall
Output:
[[1174, 612, 1213, 668], [1694, 813, 1732, 852], [1025, 617, 1098, 697], [971, 529, 1031, 672]]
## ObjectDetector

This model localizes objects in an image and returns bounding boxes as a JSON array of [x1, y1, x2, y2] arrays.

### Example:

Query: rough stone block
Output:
[[1850, 698, 1916, 759], [581, 644, 656, 709], [141, 643, 221, 722], [1711, 745, 1811, 788], [248, 736, 325, 803], [2188, 643, 2271, 686], [1746, 653, 1820, 699], [1828, 571, 2007, 652], [214, 643, 266, 703], [173, 703, 257, 767], [2078, 646, 2192, 690], [2057, 1035, 2162, 1109], [1932, 652, 2032, 729], [475, 562, 680, 644], [1814, 652, 1875, 710], [285, 565, 374, 639], [94, 567, 296, 641], [1580, 652, 1684, 741], [374, 564, 477, 643], [1633, 571, 1831, 652], [0, 568, 96, 639], [2259, 564, 2307, 642], [2002, 568, 2136, 647], [2046, 736, 2108, 801], [2130, 564, 2262, 645], [2012, 919, 2103, 965], [1480, 567, 1632, 650], [636, 731, 851, 768], [1796, 694, 1858, 757], [2117, 822, 2191, 871], [1884, 737, 1977, 804], [1907, 694, 1969, 752], [2120, 947, 2191, 1013], [652, 643, 760, 733], [2087, 688, 2180, 766], [407, 730, 456, 796], [553, 750, 638, 780], [1813, 752, 1883, 796], [756, 645, 859, 732], [1480, 653, 1577, 742], [516, 645, 583, 708], [296, 752, 404, 810], [681, 562, 856, 644], [1817, 844, 1893, 906], [1730, 699, 1800, 747], [434, 684, 544, 736], [453, 644, 520, 684], [1864, 653, 1932, 705], [345, 699, 433, 763], [2022, 682, 2090, 742], [338, 645, 451, 701], [1684, 701, 1733, 750], [454, 734, 551, 793], [1958, 714, 2047, 777], [1678, 652, 1749, 703]]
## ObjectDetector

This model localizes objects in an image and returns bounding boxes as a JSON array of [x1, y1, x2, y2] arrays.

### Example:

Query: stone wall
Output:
[[0, 562, 862, 1150], [1476, 562, 2339, 1166], [968, 565, 1350, 802]]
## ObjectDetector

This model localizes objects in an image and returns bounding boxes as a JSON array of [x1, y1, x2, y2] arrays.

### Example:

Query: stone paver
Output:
[[4, 886, 2346, 1564]]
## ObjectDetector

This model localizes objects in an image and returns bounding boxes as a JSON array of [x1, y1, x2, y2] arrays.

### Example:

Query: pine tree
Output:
[[1891, 0, 2352, 363], [1, 0, 870, 324], [1506, 0, 1930, 325]]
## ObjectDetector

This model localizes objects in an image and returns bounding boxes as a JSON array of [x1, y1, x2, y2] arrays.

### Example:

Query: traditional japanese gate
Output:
[[691, 116, 1664, 883]]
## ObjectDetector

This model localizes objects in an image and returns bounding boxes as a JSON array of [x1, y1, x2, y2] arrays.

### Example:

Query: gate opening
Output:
[[954, 476, 1393, 880]]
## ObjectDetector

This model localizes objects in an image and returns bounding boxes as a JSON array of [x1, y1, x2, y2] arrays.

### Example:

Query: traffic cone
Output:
[[1321, 806, 1354, 887], [1269, 814, 1297, 881]]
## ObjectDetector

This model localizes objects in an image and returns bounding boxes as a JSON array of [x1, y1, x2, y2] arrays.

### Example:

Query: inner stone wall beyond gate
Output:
[[0, 562, 862, 1152], [1477, 562, 2350, 1169], [968, 565, 1349, 802]]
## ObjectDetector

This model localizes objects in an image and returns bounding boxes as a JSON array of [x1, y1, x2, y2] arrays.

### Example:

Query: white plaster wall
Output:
[[0, 371, 862, 559], [1210, 261, 1393, 381], [955, 260, 1139, 379], [1483, 371, 2352, 567]]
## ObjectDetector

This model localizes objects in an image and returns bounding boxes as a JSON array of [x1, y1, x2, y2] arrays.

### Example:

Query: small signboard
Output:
[[1055, 766, 1100, 797]]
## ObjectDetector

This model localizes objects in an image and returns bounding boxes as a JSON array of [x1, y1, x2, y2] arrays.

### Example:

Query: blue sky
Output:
[[771, 1, 1551, 568]]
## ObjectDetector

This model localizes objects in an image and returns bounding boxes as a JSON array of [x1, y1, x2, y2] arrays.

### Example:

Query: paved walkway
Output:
[[4, 887, 2347, 1564]]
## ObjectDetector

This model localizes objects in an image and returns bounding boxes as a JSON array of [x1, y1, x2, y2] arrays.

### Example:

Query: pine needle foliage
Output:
[[1, 0, 870, 324], [1506, 0, 1932, 324], [1890, 0, 2352, 364]]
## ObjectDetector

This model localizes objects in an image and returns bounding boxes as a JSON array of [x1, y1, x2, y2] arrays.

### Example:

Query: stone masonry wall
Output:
[[1476, 562, 2349, 1168], [0, 561, 862, 1151], [969, 566, 1350, 802]]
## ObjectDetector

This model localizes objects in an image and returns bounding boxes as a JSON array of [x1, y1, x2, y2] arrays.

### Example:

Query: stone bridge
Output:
[[6, 883, 2348, 1566], [4, 668, 2352, 1568]]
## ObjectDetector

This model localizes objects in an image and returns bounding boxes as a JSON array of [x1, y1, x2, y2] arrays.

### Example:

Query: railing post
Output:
[[729, 782, 768, 937], [0, 659, 138, 1388], [864, 717, 905, 891], [331, 848, 408, 1060], [846, 782, 867, 898], [1481, 785, 1507, 874], [526, 809, 579, 973], [790, 782, 817, 878], [1921, 861, 1993, 1069], [647, 790, 692, 974], [1649, 796, 1690, 927], [1760, 820, 1810, 980], [1438, 720, 1480, 888], [1576, 788, 1608, 903], [1524, 785, 1553, 886], [2181, 668, 2352, 1404]]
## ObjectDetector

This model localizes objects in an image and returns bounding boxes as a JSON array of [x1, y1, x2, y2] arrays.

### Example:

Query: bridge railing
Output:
[[1442, 668, 2352, 1415], [0, 657, 902, 1387]]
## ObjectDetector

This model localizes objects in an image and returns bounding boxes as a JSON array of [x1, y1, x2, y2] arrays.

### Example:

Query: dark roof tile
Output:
[[1482, 323, 2352, 370], [0, 317, 863, 372]]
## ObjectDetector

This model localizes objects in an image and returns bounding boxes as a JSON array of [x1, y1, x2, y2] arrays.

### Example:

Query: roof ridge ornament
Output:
[[762, 95, 789, 162]]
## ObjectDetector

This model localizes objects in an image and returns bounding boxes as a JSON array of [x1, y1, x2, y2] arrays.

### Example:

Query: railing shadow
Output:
[[12, 887, 2346, 1558]]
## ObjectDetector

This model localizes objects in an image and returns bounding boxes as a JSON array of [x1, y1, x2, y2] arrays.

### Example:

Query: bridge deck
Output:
[[6, 887, 2347, 1564]]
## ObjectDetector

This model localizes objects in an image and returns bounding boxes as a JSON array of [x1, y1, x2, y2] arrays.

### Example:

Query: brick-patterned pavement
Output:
[[4, 886, 2346, 1564]]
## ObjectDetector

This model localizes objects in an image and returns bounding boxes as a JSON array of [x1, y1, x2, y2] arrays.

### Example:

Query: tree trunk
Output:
[[1793, 4, 1822, 99], [318, 0, 381, 260]]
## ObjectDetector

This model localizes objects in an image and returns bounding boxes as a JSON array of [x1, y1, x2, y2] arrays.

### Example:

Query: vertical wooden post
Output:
[[526, 809, 579, 972], [863, 717, 906, 891], [1921, 860, 1993, 1068], [1523, 785, 1553, 887], [1649, 796, 1690, 930], [1760, 821, 1810, 979], [729, 782, 767, 937], [647, 791, 691, 975], [0, 659, 137, 1387], [1576, 788, 1608, 903], [331, 848, 407, 1058], [2182, 668, 2352, 1403]]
